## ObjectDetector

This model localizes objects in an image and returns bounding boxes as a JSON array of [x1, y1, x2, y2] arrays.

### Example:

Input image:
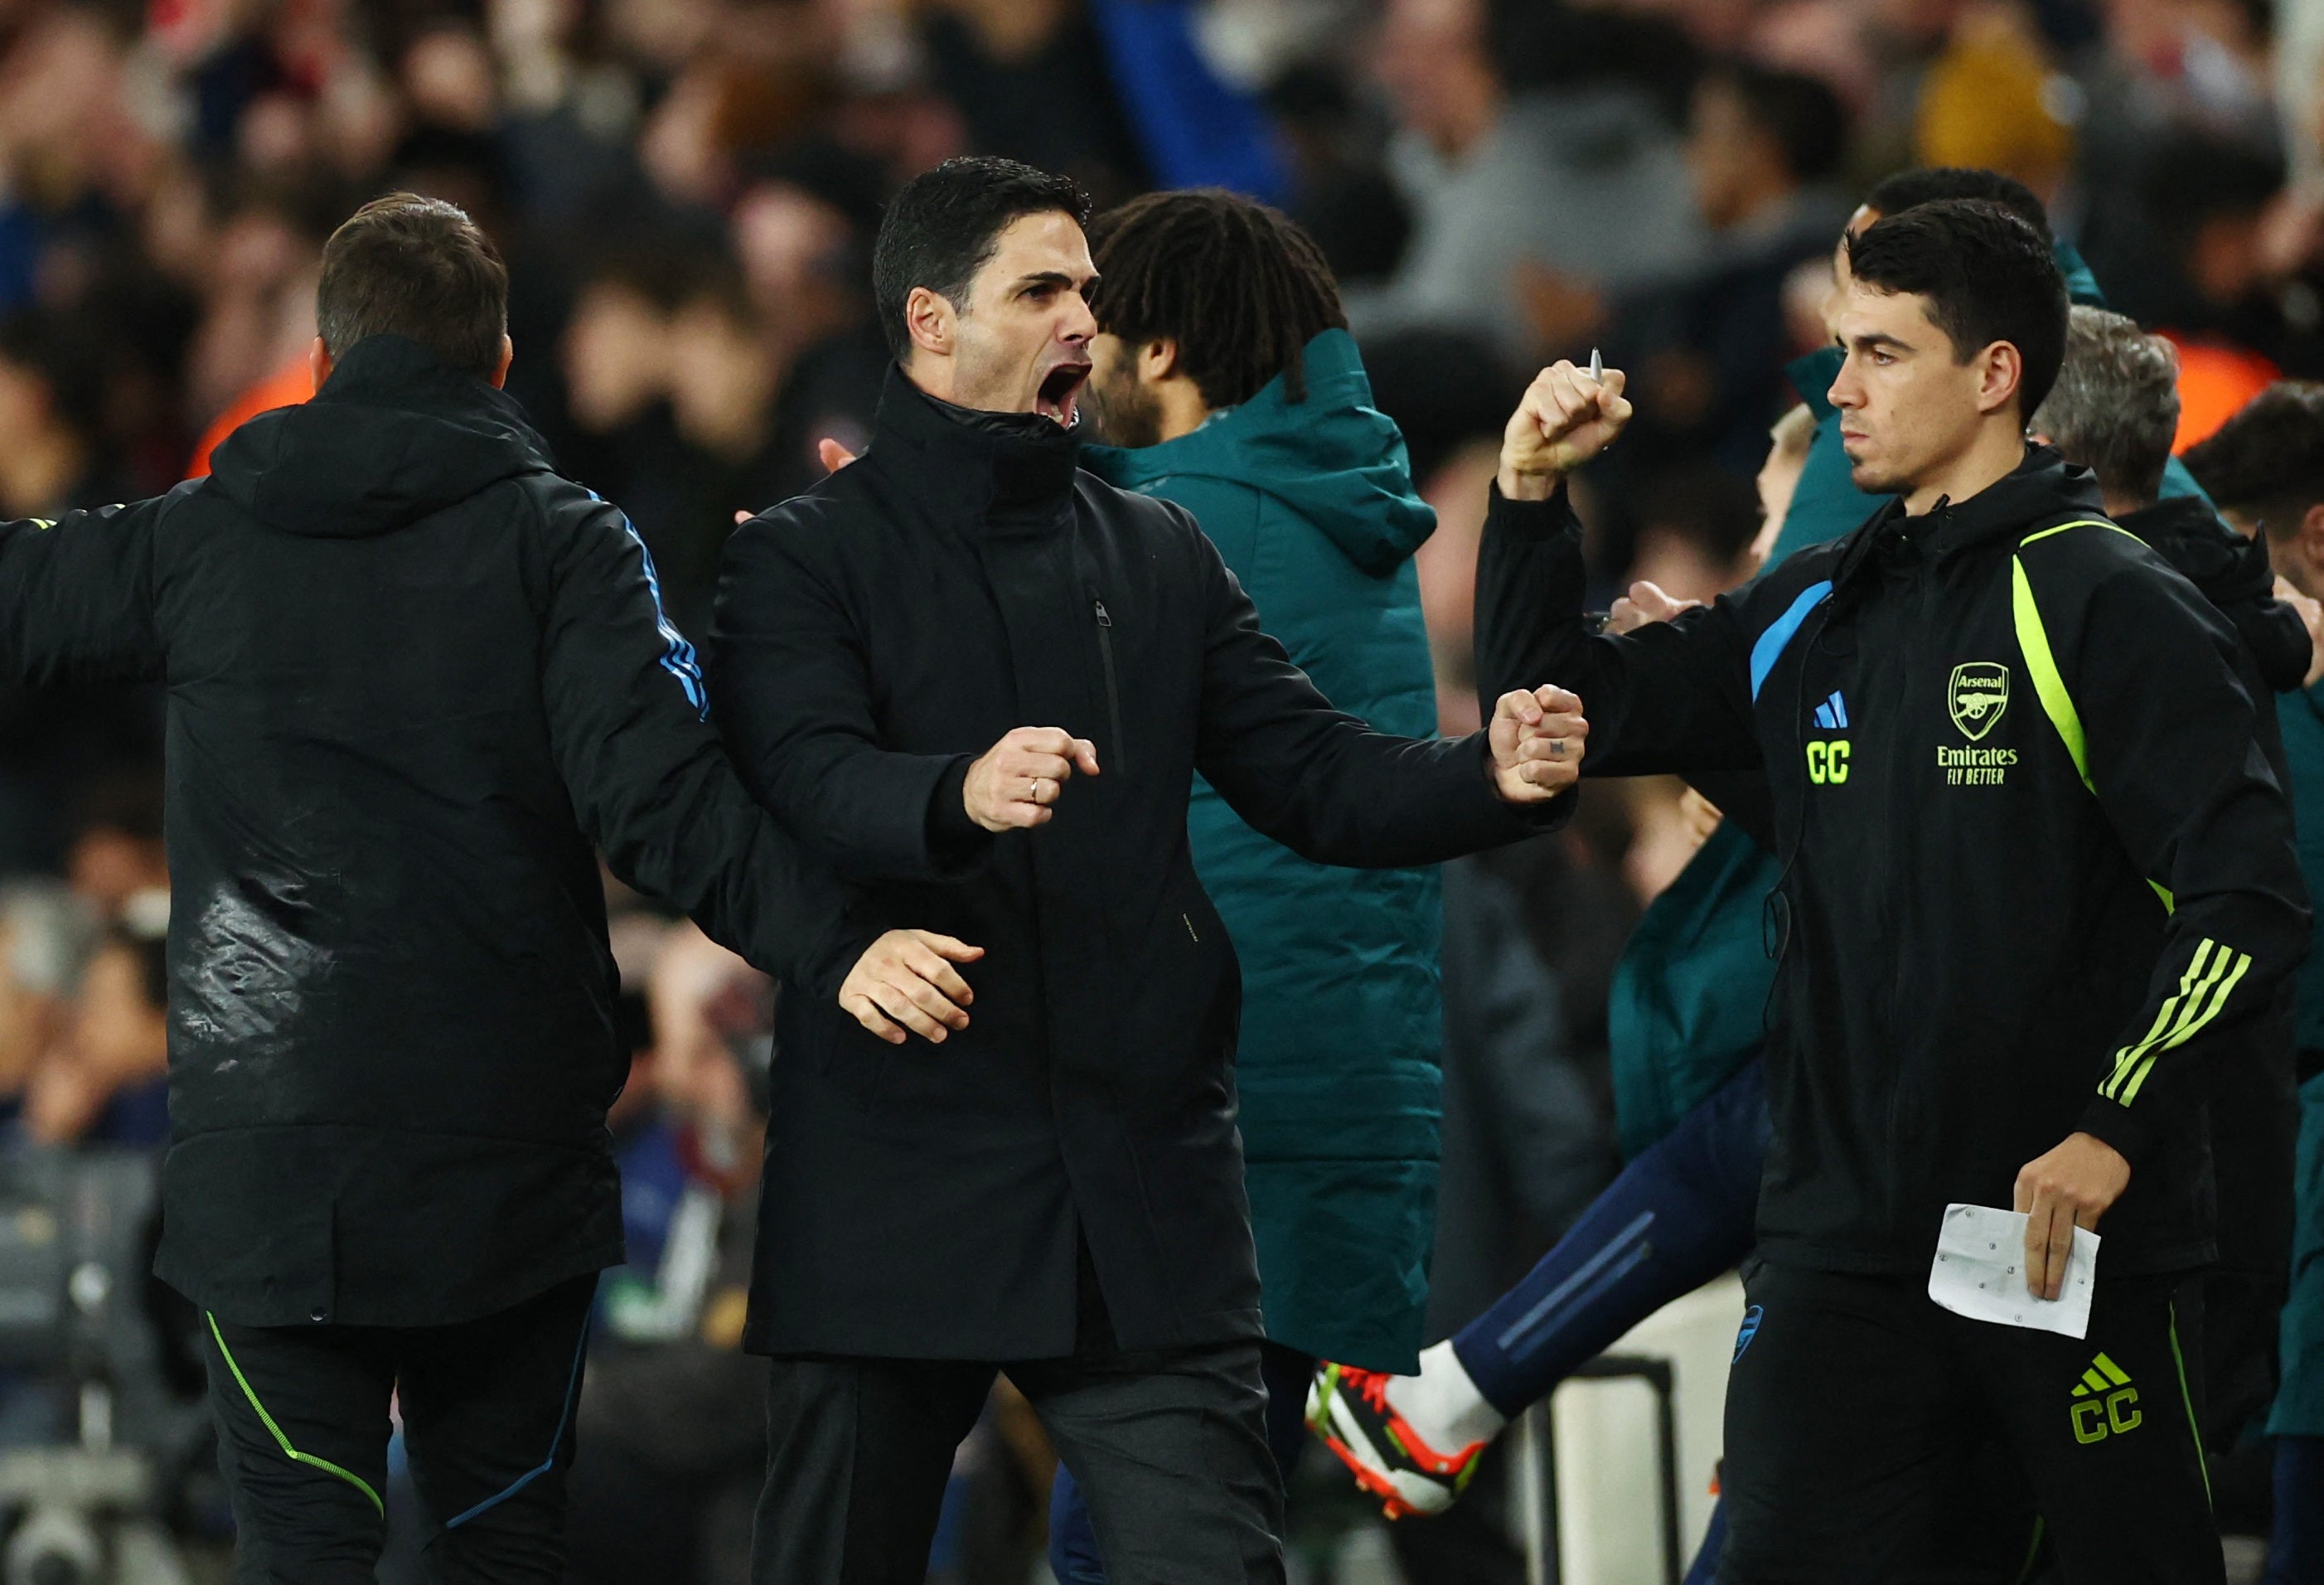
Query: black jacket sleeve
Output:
[[1475, 483, 1764, 777], [2050, 551, 2313, 1164], [1184, 507, 1563, 866], [540, 489, 866, 997], [710, 512, 988, 885], [0, 497, 164, 683]]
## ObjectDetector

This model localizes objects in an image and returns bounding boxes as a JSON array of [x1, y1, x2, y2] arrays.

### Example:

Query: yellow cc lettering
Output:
[[2069, 1387, 2141, 1445], [1806, 740, 1850, 785]]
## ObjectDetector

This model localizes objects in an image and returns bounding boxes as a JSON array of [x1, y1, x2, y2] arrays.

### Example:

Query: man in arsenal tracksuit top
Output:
[[1477, 200, 2308, 1581]]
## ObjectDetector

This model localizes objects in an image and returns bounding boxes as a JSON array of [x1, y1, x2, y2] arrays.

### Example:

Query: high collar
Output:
[[1831, 444, 2106, 592], [867, 364, 1080, 531]]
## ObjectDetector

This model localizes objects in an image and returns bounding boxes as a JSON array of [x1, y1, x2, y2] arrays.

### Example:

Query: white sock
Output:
[[1385, 1339, 1508, 1451]]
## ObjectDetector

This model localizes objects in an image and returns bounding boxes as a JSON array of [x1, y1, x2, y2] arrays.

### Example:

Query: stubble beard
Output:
[[1085, 371, 1164, 449]]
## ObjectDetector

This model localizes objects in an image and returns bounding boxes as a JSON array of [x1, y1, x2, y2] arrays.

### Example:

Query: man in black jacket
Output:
[[1477, 201, 2307, 1579], [2032, 306, 2315, 1462], [0, 195, 959, 1584], [711, 157, 1581, 1585]]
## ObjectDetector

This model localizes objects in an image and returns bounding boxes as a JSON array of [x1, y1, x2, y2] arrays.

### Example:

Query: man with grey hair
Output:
[[2030, 306, 2184, 517]]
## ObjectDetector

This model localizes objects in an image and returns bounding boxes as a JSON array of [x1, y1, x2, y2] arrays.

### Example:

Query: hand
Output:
[[2013, 1132, 2130, 1300], [1498, 361, 1632, 502], [964, 726, 1101, 831], [2274, 575, 2324, 688], [1606, 579, 1702, 635], [1489, 686, 1587, 802], [734, 438, 862, 526], [1678, 788, 1724, 846], [839, 929, 984, 1045]]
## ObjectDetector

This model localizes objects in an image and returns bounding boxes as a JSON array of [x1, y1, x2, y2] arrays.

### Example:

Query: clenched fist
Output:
[[964, 726, 1101, 831], [840, 929, 985, 1045], [1489, 685, 1587, 802], [1499, 361, 1633, 502]]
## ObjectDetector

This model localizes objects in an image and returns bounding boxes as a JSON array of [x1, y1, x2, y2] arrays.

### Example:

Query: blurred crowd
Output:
[[0, 0, 2319, 1578]]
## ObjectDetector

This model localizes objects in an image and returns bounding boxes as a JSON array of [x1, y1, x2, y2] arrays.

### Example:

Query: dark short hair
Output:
[[1864, 167, 2050, 238], [870, 157, 1091, 361], [1087, 190, 1347, 410], [316, 194, 508, 376], [1845, 198, 2069, 418], [2183, 382, 2324, 539], [1712, 61, 1850, 185], [2031, 307, 2181, 507]]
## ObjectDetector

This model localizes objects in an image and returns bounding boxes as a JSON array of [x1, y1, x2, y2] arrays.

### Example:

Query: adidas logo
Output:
[[1812, 691, 1850, 730], [2069, 1351, 2142, 1444], [2071, 1353, 2132, 1398]]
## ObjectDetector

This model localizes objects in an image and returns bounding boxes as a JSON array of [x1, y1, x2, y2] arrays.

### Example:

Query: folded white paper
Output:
[[1926, 1202, 2099, 1340]]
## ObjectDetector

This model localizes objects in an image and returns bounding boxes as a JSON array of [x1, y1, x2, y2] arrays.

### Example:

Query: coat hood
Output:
[[2121, 492, 2312, 693], [205, 335, 554, 537], [1081, 329, 1436, 578]]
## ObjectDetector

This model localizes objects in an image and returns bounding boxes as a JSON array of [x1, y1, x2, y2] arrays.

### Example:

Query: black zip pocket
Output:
[[1092, 594, 1126, 777]]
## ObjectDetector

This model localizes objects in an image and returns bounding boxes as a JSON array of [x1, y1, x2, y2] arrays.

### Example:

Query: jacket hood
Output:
[[1081, 329, 1436, 578], [2118, 494, 2263, 605], [205, 335, 554, 537], [2121, 493, 2313, 692]]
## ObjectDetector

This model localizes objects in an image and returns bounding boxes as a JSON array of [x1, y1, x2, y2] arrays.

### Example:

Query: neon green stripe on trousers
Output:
[[205, 1312, 385, 1517]]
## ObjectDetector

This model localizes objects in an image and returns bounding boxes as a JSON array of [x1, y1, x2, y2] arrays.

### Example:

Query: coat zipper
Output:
[[1092, 596, 1127, 777]]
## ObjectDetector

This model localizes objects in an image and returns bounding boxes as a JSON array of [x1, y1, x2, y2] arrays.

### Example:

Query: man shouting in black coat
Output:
[[0, 194, 959, 1584], [712, 157, 1584, 1585]]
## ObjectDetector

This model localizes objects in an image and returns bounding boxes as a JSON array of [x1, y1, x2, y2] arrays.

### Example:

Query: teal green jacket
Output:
[[2270, 685, 2324, 1434], [1080, 328, 1443, 1371], [1610, 241, 2213, 1157]]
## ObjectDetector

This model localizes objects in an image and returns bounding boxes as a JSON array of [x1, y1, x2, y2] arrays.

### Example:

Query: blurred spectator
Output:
[[1914, 4, 2077, 201], [1626, 466, 1768, 608], [0, 309, 133, 516], [1347, 0, 1706, 356], [1611, 59, 1853, 479], [63, 772, 168, 927], [0, 312, 162, 876], [0, 884, 87, 1128], [26, 924, 169, 1149], [919, 0, 1150, 206], [565, 921, 769, 1585], [1264, 64, 1412, 285]]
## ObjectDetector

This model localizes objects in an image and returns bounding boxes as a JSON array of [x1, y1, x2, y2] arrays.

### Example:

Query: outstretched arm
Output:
[[0, 497, 167, 683], [1186, 512, 1581, 869], [540, 488, 975, 1044]]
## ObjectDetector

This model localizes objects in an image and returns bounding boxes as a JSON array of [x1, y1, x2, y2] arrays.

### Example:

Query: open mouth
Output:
[[1036, 361, 1091, 425]]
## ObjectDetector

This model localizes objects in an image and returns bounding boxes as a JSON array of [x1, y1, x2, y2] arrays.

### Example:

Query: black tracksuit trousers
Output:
[[1717, 1261, 2219, 1584], [201, 1274, 595, 1584]]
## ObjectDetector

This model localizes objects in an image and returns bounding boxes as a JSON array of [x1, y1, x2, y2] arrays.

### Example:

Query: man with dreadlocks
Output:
[[1035, 187, 1450, 1583]]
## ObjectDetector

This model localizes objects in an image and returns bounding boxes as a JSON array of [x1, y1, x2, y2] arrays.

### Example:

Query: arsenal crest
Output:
[[1949, 662, 2011, 741]]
